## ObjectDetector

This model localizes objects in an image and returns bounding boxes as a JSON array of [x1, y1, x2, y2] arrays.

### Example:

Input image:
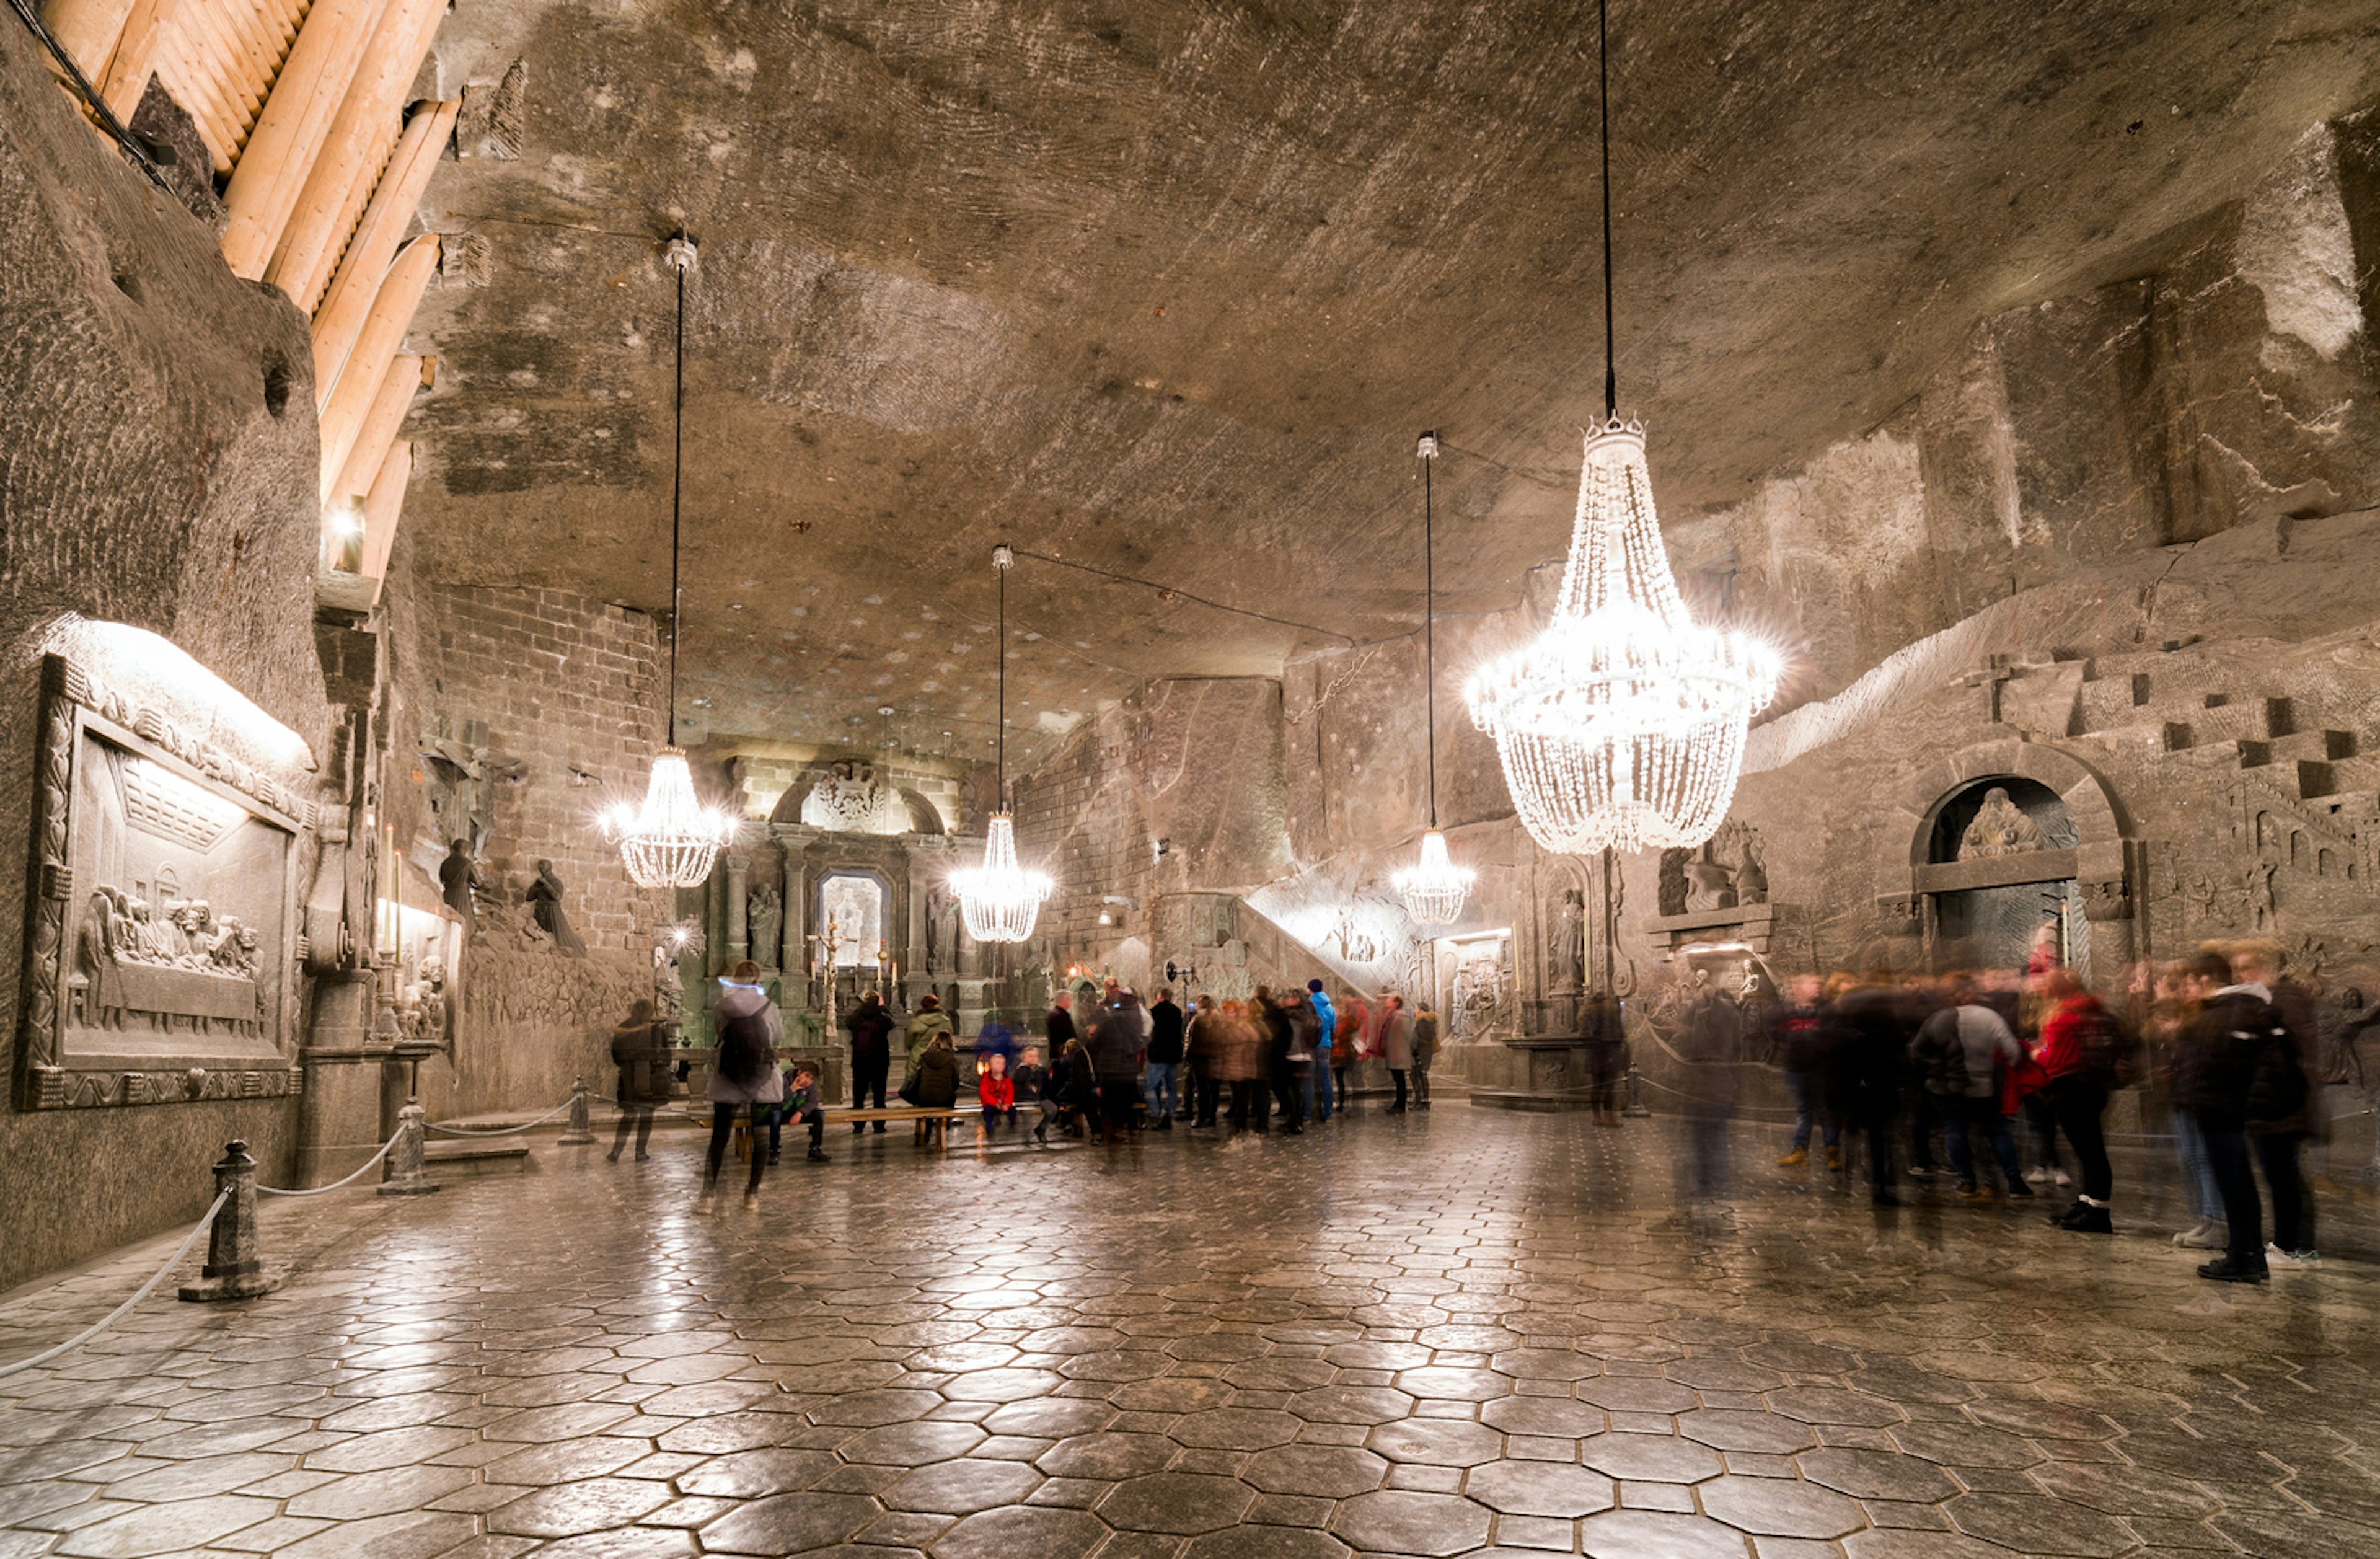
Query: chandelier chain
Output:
[[670, 257, 684, 747], [1600, 0, 1616, 421]]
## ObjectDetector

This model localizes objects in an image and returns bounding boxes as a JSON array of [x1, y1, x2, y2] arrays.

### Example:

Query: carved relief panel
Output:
[[17, 656, 311, 1109]]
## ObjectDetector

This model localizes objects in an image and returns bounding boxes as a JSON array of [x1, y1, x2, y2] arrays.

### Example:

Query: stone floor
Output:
[[1, 1106, 2377, 1559]]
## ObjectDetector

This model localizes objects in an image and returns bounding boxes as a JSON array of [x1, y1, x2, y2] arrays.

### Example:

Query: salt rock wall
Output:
[[0, 26, 332, 1287], [386, 580, 671, 1120]]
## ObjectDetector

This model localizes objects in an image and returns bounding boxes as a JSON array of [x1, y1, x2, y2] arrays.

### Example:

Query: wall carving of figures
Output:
[[800, 761, 905, 834], [1657, 819, 1768, 916], [419, 721, 522, 857], [19, 655, 312, 1111], [1447, 936, 1515, 1043]]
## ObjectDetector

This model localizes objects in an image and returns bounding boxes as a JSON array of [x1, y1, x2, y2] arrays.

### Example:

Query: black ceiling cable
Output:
[[1600, 0, 1618, 420], [1421, 433, 1441, 829], [1005, 546, 1355, 645], [4, 0, 174, 194], [665, 237, 694, 747]]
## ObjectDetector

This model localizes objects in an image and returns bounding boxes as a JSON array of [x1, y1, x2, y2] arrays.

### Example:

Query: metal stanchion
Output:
[[1623, 1065, 1651, 1118], [557, 1075, 594, 1145], [379, 1037, 443, 1196], [180, 1141, 281, 1301]]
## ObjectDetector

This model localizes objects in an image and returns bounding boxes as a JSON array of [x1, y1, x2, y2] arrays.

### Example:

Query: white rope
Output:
[[0, 1188, 230, 1380], [427, 1095, 577, 1136], [256, 1128, 402, 1196]]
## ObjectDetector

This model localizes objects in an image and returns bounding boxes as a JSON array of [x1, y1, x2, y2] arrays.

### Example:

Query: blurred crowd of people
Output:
[[1683, 929, 2331, 1283], [1006, 978, 1440, 1144]]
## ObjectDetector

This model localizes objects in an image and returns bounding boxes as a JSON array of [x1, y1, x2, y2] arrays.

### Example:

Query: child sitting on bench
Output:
[[769, 1065, 829, 1165]]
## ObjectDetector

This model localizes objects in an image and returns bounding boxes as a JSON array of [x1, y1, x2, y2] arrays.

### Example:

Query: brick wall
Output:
[[403, 584, 669, 1117]]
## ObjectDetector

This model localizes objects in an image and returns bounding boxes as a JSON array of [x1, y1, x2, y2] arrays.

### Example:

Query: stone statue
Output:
[[1727, 835, 1768, 906], [1683, 855, 1735, 913], [2247, 855, 2278, 931], [526, 859, 584, 954], [1959, 787, 2045, 860], [924, 883, 951, 974], [748, 883, 782, 969], [439, 839, 484, 922], [1550, 887, 1585, 992]]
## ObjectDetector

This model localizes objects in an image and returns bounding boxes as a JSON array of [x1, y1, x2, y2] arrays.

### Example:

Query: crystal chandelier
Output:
[[950, 546, 1053, 942], [1393, 431, 1474, 925], [1463, 0, 1778, 858], [602, 237, 736, 890]]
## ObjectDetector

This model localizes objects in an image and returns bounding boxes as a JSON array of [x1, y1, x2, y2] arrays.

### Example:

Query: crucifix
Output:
[[809, 914, 844, 1038]]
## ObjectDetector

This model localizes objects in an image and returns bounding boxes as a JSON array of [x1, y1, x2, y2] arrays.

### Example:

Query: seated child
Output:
[[769, 1065, 829, 1164], [978, 1051, 1017, 1129], [1011, 1046, 1057, 1144]]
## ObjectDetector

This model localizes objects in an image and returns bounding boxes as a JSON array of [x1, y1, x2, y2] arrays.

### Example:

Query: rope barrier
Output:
[[255, 1128, 402, 1196], [426, 1096, 576, 1136], [0, 1188, 229, 1380], [1626, 1071, 1800, 1119]]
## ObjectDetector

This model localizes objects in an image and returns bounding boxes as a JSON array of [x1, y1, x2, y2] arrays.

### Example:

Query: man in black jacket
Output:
[[1145, 988, 1186, 1129], [846, 991, 895, 1133], [2179, 948, 2311, 1281]]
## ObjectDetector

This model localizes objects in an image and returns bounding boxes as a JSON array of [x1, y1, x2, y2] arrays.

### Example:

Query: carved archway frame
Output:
[[1873, 736, 2145, 966]]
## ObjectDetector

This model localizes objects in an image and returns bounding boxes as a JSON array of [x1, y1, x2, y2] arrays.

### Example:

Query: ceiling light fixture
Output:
[[601, 236, 737, 890], [1464, 1, 1780, 856], [1393, 431, 1474, 925], [950, 545, 1053, 942]]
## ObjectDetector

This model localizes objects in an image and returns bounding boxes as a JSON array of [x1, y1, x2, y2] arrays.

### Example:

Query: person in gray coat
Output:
[[1382, 996, 1417, 1113], [703, 960, 785, 1209]]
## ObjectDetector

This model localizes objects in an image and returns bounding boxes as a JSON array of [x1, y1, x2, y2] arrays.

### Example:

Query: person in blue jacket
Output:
[[1307, 979, 1338, 1122]]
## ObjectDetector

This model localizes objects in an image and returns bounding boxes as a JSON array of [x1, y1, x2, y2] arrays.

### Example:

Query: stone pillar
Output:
[[781, 847, 804, 980], [296, 970, 389, 1187], [377, 1099, 439, 1196], [726, 853, 751, 965]]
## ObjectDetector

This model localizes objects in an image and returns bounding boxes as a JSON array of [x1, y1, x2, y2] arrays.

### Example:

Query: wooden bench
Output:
[[691, 1103, 984, 1157]]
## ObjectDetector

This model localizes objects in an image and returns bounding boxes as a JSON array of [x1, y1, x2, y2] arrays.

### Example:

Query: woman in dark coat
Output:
[[911, 1031, 963, 1144], [607, 999, 669, 1162]]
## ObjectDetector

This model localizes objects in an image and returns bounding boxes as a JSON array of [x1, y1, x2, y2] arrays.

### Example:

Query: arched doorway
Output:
[[1924, 776, 2088, 979]]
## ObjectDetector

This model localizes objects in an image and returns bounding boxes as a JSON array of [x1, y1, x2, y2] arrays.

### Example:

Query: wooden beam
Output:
[[268, 0, 448, 307], [219, 0, 384, 280], [316, 235, 437, 497], [39, 0, 139, 82], [327, 350, 420, 507], [358, 438, 410, 586], [311, 98, 456, 397], [97, 0, 185, 121]]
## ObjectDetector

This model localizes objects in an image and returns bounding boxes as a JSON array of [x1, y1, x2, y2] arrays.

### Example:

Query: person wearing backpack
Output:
[[703, 960, 785, 1210], [2032, 967, 2118, 1232], [2229, 945, 2318, 1268], [1910, 976, 2030, 1201]]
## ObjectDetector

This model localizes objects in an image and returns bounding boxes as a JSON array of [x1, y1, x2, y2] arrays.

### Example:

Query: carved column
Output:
[[725, 853, 751, 965], [780, 843, 806, 996]]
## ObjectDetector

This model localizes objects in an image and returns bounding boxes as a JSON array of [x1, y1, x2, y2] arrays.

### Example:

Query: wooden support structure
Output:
[[219, 0, 382, 280], [358, 439, 410, 588], [311, 99, 456, 397], [326, 350, 419, 507], [268, 0, 448, 307], [96, 0, 184, 121], [38, 0, 139, 82], [316, 234, 437, 493]]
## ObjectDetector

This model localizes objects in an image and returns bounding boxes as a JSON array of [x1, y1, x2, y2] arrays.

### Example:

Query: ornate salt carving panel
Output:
[[17, 656, 309, 1110]]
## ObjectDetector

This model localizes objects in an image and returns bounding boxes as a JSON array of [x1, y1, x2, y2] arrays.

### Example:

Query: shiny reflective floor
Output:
[[2, 1106, 2377, 1559]]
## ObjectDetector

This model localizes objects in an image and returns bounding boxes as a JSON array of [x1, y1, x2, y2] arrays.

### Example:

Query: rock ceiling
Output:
[[402, 0, 2380, 769]]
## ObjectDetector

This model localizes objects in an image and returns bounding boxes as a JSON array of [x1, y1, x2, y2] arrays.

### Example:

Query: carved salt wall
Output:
[[0, 30, 337, 1288]]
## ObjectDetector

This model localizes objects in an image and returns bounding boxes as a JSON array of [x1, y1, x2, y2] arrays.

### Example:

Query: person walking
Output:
[[2177, 950, 2281, 1282], [2224, 945, 2319, 1268], [1411, 1004, 1439, 1109], [1770, 975, 1838, 1168], [1186, 996, 1224, 1126], [702, 960, 783, 1211], [1581, 992, 1626, 1126], [607, 998, 668, 1162], [846, 989, 895, 1134], [1219, 1000, 1266, 1133], [1333, 992, 1367, 1114], [1382, 995, 1416, 1113], [1090, 989, 1147, 1143], [1910, 977, 2032, 1202], [1307, 980, 1338, 1121], [2032, 967, 2117, 1232], [1145, 987, 1185, 1129], [1827, 975, 1911, 1205]]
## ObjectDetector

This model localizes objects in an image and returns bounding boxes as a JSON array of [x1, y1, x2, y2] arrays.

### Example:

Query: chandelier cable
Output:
[[668, 252, 685, 748], [996, 556, 1007, 805], [1423, 441, 1437, 829], [1599, 0, 1616, 422]]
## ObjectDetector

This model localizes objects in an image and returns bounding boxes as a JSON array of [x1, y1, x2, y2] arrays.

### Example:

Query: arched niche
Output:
[[1872, 738, 2139, 975]]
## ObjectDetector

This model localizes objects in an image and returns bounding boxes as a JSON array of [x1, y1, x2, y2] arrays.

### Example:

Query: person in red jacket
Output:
[[977, 1051, 1018, 1132], [2033, 967, 2117, 1233]]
